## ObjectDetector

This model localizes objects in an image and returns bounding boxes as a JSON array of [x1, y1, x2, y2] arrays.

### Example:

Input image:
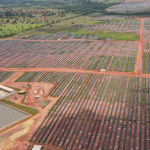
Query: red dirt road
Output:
[[0, 67, 150, 77], [134, 19, 143, 74], [0, 38, 139, 43]]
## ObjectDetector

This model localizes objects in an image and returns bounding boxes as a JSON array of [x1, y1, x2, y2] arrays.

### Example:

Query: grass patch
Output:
[[0, 24, 44, 38], [17, 15, 92, 37], [63, 28, 139, 41], [1, 99, 38, 115]]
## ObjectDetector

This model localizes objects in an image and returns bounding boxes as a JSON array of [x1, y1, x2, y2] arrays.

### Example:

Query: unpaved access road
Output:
[[0, 67, 150, 78], [0, 38, 139, 43], [134, 18, 144, 74]]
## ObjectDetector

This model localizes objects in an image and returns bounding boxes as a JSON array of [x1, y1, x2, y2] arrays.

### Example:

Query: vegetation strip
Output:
[[1, 99, 38, 115]]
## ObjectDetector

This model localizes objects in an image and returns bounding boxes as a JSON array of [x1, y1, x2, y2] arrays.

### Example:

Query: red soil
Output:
[[134, 19, 143, 75], [0, 67, 150, 78]]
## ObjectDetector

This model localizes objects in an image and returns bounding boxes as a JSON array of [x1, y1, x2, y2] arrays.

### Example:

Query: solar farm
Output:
[[3, 71, 150, 149], [28, 73, 150, 150], [73, 20, 141, 33], [0, 71, 15, 82], [0, 40, 138, 72], [108, 2, 150, 13], [0, 14, 150, 150], [17, 33, 99, 40]]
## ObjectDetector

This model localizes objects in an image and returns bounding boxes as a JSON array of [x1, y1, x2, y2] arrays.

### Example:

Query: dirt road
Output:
[[1, 67, 150, 77], [134, 19, 144, 74], [0, 38, 139, 43]]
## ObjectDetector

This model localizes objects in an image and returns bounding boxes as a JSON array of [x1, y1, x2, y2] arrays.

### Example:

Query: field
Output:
[[0, 24, 43, 37], [15, 15, 96, 37], [0, 2, 77, 38]]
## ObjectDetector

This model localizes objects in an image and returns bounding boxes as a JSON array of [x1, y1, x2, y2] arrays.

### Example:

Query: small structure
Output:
[[19, 90, 27, 95], [0, 85, 14, 93], [35, 95, 39, 99], [0, 85, 16, 99], [32, 145, 42, 150], [34, 91, 37, 94], [101, 69, 106, 72]]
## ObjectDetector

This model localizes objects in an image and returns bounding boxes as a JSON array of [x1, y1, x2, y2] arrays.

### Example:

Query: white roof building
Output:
[[32, 145, 42, 150]]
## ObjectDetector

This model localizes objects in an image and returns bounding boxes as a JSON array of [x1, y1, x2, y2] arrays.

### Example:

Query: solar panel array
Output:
[[73, 21, 141, 33], [22, 72, 150, 150], [143, 19, 150, 41], [92, 15, 137, 21], [108, 2, 150, 13], [17, 33, 98, 40], [0, 71, 15, 82], [0, 40, 138, 72], [143, 42, 150, 74]]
